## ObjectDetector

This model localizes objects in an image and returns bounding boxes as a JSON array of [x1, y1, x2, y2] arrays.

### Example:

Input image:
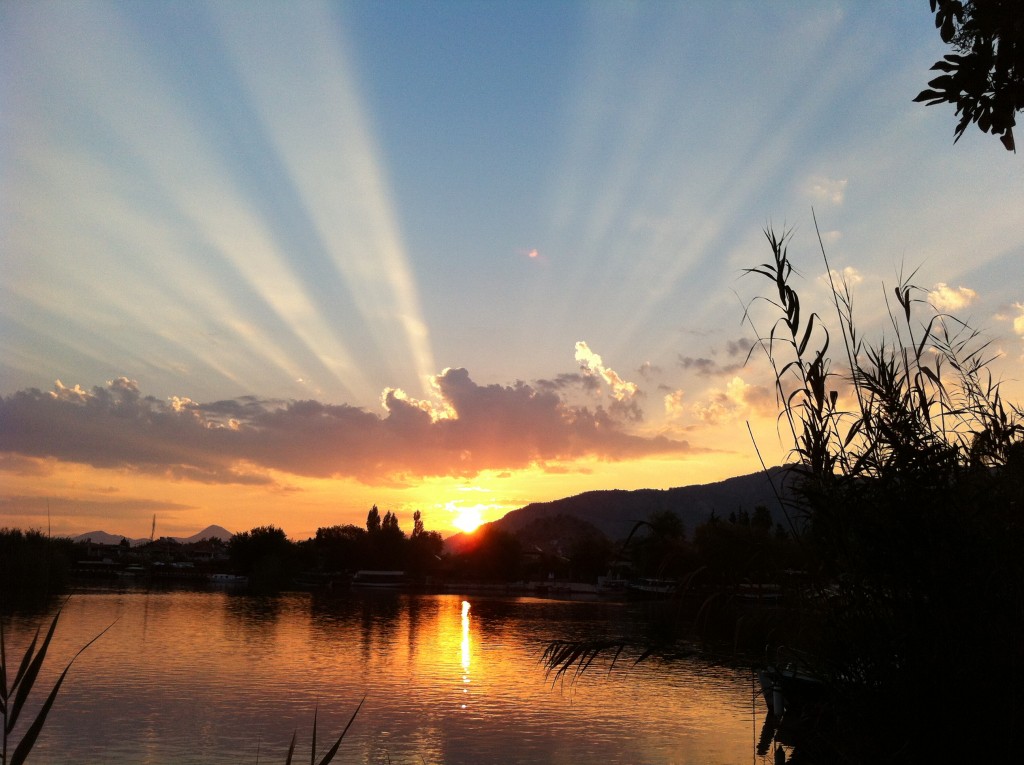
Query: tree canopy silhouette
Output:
[[916, 0, 1023, 150]]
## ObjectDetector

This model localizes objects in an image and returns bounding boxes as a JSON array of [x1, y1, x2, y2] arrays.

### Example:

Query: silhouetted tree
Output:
[[631, 510, 688, 578], [916, 0, 1023, 149], [381, 510, 400, 534], [314, 524, 369, 571], [229, 525, 296, 589], [366, 505, 381, 534], [376, 511, 406, 569], [408, 513, 444, 579]]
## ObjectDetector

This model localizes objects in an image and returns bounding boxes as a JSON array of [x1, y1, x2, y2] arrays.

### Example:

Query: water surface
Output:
[[7, 587, 767, 764]]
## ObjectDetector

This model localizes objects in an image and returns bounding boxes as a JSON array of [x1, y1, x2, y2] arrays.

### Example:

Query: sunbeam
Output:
[[211, 2, 438, 401]]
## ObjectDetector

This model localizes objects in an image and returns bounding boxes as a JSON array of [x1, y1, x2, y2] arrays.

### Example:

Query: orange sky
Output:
[[3, 3, 1021, 542], [0, 393, 775, 540]]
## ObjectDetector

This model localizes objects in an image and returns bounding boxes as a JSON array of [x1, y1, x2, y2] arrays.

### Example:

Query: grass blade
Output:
[[283, 730, 297, 765], [7, 612, 115, 764], [316, 696, 364, 765], [309, 706, 317, 765], [7, 609, 61, 735]]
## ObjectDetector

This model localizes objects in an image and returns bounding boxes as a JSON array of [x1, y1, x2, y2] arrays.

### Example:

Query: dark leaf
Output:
[[284, 730, 297, 765], [316, 697, 365, 765], [914, 89, 947, 103], [7, 612, 61, 735]]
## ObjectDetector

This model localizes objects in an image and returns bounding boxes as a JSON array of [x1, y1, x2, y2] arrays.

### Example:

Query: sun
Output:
[[452, 506, 484, 534]]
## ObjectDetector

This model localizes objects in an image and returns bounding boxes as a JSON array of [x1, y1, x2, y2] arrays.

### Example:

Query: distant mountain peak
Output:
[[180, 525, 234, 543], [73, 524, 235, 546]]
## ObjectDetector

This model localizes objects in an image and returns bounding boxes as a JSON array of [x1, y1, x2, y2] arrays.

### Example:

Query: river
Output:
[[5, 585, 769, 764]]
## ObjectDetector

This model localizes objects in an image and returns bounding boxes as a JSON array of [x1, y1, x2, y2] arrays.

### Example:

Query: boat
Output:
[[758, 652, 827, 719]]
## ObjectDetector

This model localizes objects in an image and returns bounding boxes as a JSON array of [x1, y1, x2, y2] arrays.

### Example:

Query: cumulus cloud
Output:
[[664, 389, 687, 418], [691, 376, 774, 425], [1016, 303, 1024, 337], [574, 341, 640, 402], [928, 283, 977, 311], [0, 372, 689, 485], [820, 266, 863, 289]]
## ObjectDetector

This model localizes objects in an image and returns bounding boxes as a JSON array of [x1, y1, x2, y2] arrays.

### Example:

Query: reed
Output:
[[0, 603, 113, 765], [279, 698, 364, 765], [743, 221, 1023, 760], [1, 601, 362, 765], [544, 221, 1023, 760]]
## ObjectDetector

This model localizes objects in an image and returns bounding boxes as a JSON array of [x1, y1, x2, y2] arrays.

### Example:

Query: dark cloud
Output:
[[677, 338, 754, 378], [0, 371, 691, 485], [533, 373, 601, 394], [725, 337, 754, 358], [679, 356, 719, 376]]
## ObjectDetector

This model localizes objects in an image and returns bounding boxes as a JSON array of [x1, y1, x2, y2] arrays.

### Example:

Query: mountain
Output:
[[448, 466, 796, 550], [73, 530, 147, 546], [73, 524, 234, 546], [177, 525, 234, 544]]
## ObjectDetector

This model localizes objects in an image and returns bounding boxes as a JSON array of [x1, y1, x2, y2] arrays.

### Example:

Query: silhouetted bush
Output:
[[0, 529, 75, 613], [745, 225, 1023, 762]]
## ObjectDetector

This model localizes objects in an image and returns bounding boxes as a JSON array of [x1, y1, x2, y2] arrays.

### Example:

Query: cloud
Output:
[[574, 341, 640, 402], [533, 373, 601, 395], [928, 283, 977, 311], [724, 337, 754, 358], [0, 453, 55, 477], [820, 266, 863, 289], [678, 355, 743, 378], [1, 494, 194, 521], [691, 376, 774, 425], [807, 175, 848, 205], [1015, 303, 1024, 337], [0, 372, 690, 485], [664, 389, 687, 418], [638, 361, 661, 378], [679, 356, 718, 376]]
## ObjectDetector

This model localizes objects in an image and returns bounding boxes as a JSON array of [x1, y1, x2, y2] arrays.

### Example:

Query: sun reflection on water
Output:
[[460, 600, 472, 709]]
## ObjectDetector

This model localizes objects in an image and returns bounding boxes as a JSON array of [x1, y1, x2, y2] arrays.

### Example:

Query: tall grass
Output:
[[544, 222, 1023, 761], [277, 699, 364, 765], [2, 602, 362, 765], [743, 222, 1023, 761], [0, 603, 112, 765]]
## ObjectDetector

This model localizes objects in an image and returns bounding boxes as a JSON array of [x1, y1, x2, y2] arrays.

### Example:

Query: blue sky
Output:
[[2, 1, 1022, 538]]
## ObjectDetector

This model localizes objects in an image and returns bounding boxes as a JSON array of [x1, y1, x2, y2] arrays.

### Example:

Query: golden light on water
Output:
[[461, 600, 472, 709]]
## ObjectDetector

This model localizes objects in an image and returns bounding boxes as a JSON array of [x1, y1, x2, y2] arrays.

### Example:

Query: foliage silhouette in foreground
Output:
[[916, 0, 1023, 150], [742, 223, 1023, 760], [277, 698, 364, 765], [1, 600, 361, 765], [544, 222, 1023, 761], [0, 604, 113, 765]]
